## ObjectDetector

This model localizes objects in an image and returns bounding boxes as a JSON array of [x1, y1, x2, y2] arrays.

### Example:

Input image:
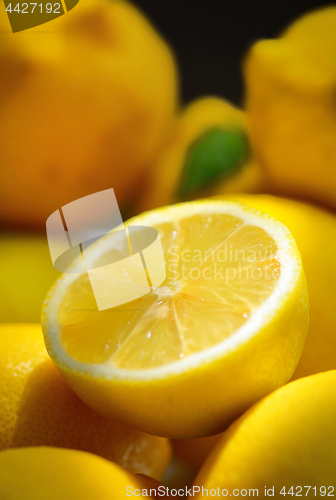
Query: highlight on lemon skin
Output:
[[42, 199, 309, 439], [0, 323, 171, 480], [194, 371, 336, 495]]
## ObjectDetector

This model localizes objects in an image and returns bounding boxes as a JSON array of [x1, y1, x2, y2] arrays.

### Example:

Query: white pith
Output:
[[42, 199, 301, 381]]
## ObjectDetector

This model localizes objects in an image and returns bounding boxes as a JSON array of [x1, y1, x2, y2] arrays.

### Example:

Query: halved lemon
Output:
[[42, 200, 309, 438]]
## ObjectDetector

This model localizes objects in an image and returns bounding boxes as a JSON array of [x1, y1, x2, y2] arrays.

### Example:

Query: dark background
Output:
[[134, 0, 333, 106]]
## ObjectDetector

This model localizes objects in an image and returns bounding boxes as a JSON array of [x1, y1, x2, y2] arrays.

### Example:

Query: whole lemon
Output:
[[0, 447, 164, 500], [225, 194, 336, 379], [0, 233, 59, 323], [244, 7, 336, 210], [140, 97, 263, 212], [0, 0, 178, 228], [195, 371, 336, 495], [0, 323, 171, 480]]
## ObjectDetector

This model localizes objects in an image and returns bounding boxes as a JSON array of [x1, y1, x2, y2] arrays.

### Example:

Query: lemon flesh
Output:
[[59, 213, 280, 369]]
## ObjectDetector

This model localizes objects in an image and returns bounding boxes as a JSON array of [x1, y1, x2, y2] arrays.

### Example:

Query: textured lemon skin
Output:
[[0, 324, 171, 480], [0, 234, 59, 323], [0, 447, 158, 500], [42, 200, 309, 439], [224, 194, 336, 380], [139, 97, 264, 212], [244, 7, 336, 210], [194, 371, 336, 495], [0, 0, 178, 228]]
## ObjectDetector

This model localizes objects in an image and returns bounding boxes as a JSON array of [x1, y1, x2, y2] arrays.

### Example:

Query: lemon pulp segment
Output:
[[59, 213, 280, 369]]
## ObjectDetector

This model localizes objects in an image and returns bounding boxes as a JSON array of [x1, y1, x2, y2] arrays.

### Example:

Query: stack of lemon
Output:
[[2, 192, 336, 497], [2, 2, 336, 499]]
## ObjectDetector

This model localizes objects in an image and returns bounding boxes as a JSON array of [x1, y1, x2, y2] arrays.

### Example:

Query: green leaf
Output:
[[176, 128, 250, 199]]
